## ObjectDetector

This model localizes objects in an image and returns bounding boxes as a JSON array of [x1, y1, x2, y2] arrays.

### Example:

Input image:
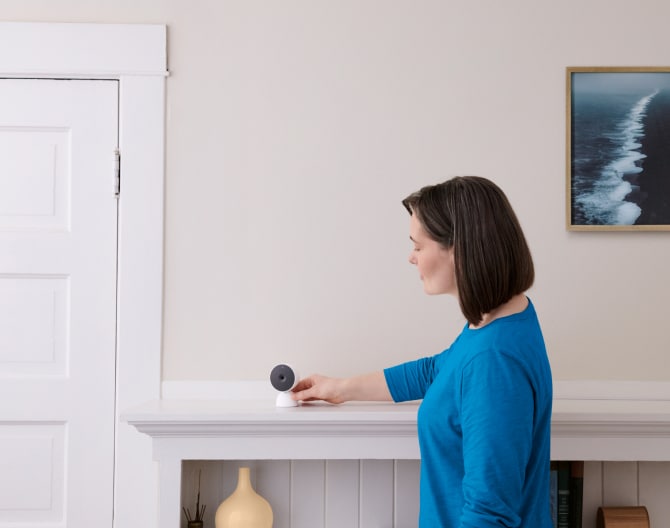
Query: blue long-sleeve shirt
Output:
[[384, 299, 553, 527]]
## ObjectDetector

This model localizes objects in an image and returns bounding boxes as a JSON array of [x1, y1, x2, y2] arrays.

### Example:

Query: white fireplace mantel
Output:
[[126, 400, 421, 461], [126, 396, 670, 462], [124, 384, 670, 528]]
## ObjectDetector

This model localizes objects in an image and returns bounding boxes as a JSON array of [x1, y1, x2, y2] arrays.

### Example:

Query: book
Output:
[[549, 460, 584, 528], [569, 461, 584, 528], [550, 461, 558, 528], [557, 461, 571, 528]]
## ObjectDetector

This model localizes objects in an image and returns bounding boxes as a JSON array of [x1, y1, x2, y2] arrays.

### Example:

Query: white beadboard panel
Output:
[[638, 462, 670, 526], [583, 462, 602, 528], [395, 459, 420, 528], [219, 460, 243, 501], [360, 459, 395, 528], [291, 460, 326, 528], [180, 463, 196, 527], [0, 423, 65, 523], [201, 461, 224, 528], [602, 462, 638, 506], [256, 460, 291, 528], [325, 459, 360, 527], [180, 461, 222, 528]]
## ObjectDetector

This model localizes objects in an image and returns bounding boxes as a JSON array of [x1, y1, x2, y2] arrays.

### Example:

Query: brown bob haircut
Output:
[[402, 176, 534, 326]]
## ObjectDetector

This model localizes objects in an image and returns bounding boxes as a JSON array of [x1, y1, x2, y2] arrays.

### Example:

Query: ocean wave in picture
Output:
[[573, 90, 657, 225]]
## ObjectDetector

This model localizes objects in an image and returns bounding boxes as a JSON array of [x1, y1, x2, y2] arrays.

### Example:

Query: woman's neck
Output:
[[470, 293, 528, 329]]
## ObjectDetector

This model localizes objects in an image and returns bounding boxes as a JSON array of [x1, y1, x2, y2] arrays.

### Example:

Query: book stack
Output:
[[550, 461, 584, 528]]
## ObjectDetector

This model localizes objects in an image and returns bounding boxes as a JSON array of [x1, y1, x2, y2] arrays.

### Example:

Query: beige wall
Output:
[[4, 1, 670, 381]]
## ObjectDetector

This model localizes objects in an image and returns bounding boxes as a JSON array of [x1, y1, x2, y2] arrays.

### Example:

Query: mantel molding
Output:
[[125, 394, 670, 462], [131, 421, 419, 438], [126, 400, 670, 440], [553, 422, 670, 438], [126, 400, 419, 439], [128, 412, 670, 440]]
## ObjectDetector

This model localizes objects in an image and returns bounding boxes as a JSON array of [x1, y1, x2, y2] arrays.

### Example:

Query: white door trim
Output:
[[0, 22, 166, 528]]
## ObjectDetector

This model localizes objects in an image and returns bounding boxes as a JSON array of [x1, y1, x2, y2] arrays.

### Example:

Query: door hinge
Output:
[[114, 148, 121, 198]]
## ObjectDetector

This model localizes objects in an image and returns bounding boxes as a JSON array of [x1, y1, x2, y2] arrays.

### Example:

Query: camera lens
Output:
[[270, 364, 296, 391]]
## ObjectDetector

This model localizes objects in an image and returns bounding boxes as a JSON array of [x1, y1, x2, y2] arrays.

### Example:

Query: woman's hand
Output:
[[291, 371, 393, 404], [291, 374, 347, 404]]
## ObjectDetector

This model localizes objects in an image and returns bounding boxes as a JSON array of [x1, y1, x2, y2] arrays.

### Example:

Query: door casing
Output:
[[0, 22, 167, 528]]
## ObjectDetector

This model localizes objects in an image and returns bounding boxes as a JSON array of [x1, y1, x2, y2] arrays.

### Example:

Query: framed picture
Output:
[[567, 67, 670, 231]]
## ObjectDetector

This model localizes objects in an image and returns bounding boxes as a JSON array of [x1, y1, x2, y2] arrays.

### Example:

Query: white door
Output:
[[0, 79, 118, 527]]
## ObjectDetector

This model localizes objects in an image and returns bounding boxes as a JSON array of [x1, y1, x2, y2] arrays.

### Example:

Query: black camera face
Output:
[[270, 364, 296, 392]]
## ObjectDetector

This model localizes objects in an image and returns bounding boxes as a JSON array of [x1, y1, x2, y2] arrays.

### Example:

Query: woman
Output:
[[291, 176, 553, 528]]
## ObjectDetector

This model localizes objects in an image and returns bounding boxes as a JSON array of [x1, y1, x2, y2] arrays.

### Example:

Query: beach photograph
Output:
[[568, 68, 670, 230]]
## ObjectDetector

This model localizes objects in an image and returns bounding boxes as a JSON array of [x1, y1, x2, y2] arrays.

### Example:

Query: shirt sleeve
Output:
[[383, 353, 441, 402], [460, 350, 534, 528]]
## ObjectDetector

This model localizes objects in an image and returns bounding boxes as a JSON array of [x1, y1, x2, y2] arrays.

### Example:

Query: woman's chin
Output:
[[423, 283, 452, 296], [423, 284, 438, 295]]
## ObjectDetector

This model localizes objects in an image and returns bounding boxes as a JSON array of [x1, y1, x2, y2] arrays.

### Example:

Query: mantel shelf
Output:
[[127, 400, 417, 437], [125, 397, 670, 462]]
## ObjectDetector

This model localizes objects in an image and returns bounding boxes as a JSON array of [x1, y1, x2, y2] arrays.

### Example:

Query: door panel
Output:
[[0, 79, 118, 527], [0, 127, 69, 228]]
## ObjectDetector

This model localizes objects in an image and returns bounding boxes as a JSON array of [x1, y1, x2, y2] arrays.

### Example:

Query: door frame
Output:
[[0, 22, 166, 528]]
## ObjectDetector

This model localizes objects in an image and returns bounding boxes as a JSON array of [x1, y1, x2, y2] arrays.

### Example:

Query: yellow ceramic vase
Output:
[[215, 467, 273, 528]]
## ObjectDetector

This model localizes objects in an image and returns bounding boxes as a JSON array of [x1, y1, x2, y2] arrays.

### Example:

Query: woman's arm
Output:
[[291, 372, 392, 404]]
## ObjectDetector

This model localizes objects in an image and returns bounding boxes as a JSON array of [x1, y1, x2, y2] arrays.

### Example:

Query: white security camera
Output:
[[270, 364, 300, 407]]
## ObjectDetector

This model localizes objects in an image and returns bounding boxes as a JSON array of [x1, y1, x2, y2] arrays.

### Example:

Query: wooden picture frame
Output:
[[566, 67, 670, 231]]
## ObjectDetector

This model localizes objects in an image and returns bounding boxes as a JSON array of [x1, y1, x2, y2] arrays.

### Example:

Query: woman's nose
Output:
[[408, 252, 416, 265]]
